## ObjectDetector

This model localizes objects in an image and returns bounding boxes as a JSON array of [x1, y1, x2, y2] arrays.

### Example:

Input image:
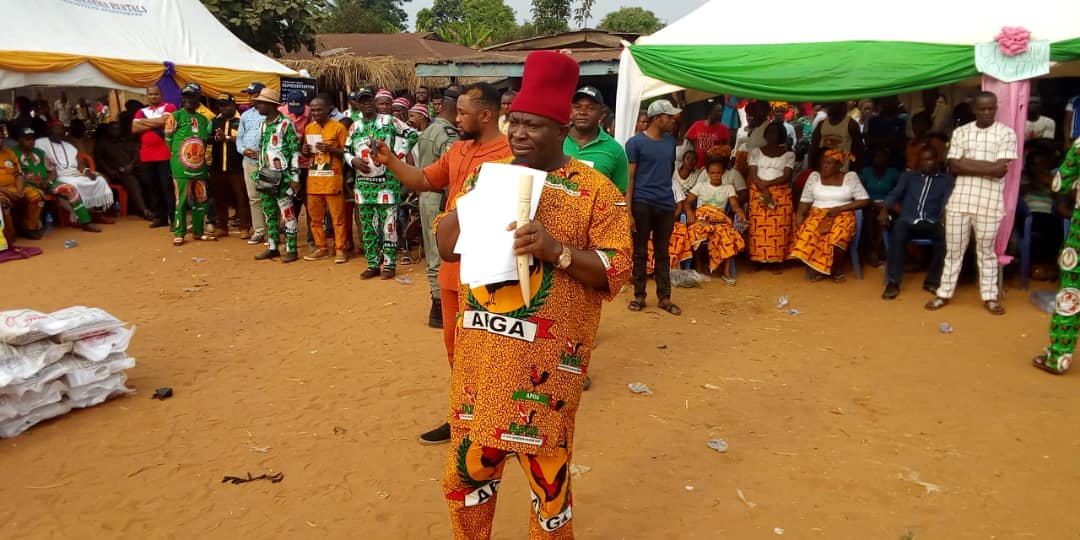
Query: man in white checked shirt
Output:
[[926, 92, 1018, 315]]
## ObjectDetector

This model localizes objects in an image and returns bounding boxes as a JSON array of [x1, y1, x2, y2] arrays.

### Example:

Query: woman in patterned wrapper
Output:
[[789, 149, 871, 282], [1034, 141, 1080, 374]]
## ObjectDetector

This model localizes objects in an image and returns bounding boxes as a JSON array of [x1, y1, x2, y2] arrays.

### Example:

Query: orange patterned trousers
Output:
[[789, 207, 855, 274], [444, 426, 574, 539]]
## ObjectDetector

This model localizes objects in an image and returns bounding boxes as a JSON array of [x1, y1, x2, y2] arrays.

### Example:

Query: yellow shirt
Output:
[[0, 148, 22, 189], [196, 104, 214, 125], [304, 119, 348, 194]]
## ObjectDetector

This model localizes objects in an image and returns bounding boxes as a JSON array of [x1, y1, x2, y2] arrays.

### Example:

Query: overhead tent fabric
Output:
[[0, 0, 295, 97], [616, 0, 1080, 143]]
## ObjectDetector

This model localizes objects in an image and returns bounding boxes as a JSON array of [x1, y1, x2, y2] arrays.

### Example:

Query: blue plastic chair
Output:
[[850, 208, 864, 280], [1020, 213, 1071, 290], [678, 213, 693, 270], [881, 218, 934, 283]]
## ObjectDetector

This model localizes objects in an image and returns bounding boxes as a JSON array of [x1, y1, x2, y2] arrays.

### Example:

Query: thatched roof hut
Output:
[[277, 33, 480, 93]]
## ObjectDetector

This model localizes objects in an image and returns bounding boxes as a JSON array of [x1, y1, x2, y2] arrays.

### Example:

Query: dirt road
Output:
[[1, 220, 1075, 539]]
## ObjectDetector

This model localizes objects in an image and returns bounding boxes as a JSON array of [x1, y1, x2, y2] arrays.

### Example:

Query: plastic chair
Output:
[[678, 213, 693, 270], [801, 208, 863, 280], [850, 208, 864, 280], [1020, 213, 1071, 290], [881, 220, 934, 283], [726, 203, 742, 278]]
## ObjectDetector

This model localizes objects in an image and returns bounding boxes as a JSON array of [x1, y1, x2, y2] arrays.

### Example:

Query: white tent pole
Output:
[[615, 44, 644, 145]]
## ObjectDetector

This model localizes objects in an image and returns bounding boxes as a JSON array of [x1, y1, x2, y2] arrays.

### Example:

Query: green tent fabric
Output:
[[629, 38, 1080, 103]]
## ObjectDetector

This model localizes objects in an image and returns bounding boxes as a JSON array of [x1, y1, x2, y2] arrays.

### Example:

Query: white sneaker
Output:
[[247, 233, 266, 245]]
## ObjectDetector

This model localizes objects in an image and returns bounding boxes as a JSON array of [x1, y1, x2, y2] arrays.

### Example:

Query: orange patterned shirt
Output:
[[444, 157, 632, 456]]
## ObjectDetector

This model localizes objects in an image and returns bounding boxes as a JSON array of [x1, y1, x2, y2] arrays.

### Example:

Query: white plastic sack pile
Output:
[[0, 307, 136, 438]]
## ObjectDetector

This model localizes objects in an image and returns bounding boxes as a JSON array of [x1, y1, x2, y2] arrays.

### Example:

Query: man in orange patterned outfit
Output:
[[432, 51, 632, 539]]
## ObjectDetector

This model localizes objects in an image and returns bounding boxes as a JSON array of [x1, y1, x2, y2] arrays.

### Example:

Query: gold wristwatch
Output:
[[556, 244, 572, 270]]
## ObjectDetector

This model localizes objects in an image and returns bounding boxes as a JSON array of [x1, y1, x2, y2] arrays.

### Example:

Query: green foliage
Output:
[[321, 0, 412, 33], [597, 6, 663, 35], [435, 21, 495, 48], [417, 0, 519, 47], [415, 0, 465, 31], [530, 0, 594, 34], [530, 0, 570, 35], [202, 0, 329, 55]]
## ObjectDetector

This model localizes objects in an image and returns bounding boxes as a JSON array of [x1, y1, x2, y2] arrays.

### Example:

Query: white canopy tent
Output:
[[0, 0, 295, 96]]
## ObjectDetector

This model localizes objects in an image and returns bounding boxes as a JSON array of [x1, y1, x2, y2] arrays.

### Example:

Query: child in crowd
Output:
[[673, 148, 698, 194], [686, 158, 746, 283]]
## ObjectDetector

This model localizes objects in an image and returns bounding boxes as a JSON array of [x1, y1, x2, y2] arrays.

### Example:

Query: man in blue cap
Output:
[[236, 81, 267, 243]]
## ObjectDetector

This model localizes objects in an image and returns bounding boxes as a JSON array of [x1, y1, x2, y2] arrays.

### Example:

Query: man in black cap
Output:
[[563, 86, 629, 193], [237, 81, 267, 242], [210, 94, 250, 238], [346, 88, 373, 124], [164, 82, 214, 245], [279, 89, 312, 243]]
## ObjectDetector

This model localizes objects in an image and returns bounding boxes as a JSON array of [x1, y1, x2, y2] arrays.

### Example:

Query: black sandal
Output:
[[984, 300, 1006, 315], [628, 297, 646, 312], [658, 299, 682, 316]]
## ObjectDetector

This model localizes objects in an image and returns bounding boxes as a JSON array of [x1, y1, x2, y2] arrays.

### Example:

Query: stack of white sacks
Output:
[[0, 307, 136, 438]]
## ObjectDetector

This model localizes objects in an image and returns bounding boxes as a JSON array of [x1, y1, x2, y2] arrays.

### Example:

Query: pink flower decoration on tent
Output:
[[995, 26, 1032, 56]]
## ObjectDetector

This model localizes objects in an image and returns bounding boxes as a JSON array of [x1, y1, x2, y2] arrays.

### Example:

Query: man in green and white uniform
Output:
[[164, 82, 212, 243], [344, 89, 419, 280]]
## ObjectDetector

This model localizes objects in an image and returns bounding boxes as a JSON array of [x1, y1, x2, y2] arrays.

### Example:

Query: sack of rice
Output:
[[0, 401, 72, 438], [0, 309, 66, 345], [49, 307, 124, 343], [57, 353, 135, 388], [0, 379, 66, 421], [66, 372, 133, 409], [73, 326, 135, 362], [0, 340, 71, 387]]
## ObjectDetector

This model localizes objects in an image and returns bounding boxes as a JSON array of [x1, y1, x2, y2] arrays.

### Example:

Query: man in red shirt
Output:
[[132, 85, 176, 228], [374, 83, 511, 445], [686, 102, 732, 169]]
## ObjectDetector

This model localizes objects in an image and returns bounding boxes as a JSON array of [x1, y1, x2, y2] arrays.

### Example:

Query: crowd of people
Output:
[[623, 90, 1077, 316], [0, 75, 1074, 317]]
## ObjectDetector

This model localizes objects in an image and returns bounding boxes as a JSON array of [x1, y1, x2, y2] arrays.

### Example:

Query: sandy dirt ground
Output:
[[1, 218, 1078, 540]]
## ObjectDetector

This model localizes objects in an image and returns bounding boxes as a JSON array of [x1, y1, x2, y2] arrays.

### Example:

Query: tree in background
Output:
[[415, 0, 465, 30], [321, 0, 412, 33], [203, 0, 329, 55], [417, 0, 520, 47], [530, 0, 596, 35], [597, 7, 663, 35]]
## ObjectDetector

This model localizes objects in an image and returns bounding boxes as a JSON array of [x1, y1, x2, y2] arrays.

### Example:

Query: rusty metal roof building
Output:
[[416, 29, 638, 78], [279, 32, 478, 62]]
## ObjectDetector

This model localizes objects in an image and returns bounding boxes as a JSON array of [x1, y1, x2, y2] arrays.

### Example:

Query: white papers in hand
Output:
[[454, 162, 546, 287], [305, 134, 323, 146]]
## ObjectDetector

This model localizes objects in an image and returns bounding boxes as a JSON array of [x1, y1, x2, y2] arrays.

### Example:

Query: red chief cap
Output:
[[508, 50, 579, 125]]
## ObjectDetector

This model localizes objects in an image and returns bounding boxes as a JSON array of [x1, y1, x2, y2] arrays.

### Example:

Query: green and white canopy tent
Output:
[[615, 0, 1080, 143]]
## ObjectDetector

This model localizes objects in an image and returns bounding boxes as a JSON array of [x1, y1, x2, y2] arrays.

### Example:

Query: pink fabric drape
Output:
[[981, 75, 1029, 265]]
